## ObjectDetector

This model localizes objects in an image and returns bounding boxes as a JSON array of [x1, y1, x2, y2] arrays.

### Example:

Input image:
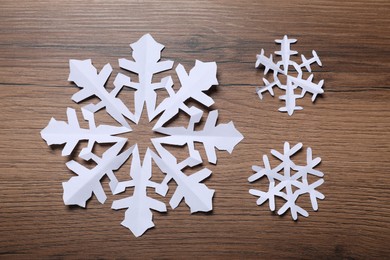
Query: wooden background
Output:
[[0, 0, 389, 258]]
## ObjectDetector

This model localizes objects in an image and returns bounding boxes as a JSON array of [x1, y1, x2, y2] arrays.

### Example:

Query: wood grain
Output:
[[0, 0, 389, 258]]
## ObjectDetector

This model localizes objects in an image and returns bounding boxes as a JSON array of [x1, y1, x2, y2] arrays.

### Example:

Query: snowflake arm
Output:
[[256, 78, 279, 100], [274, 35, 298, 74], [62, 141, 132, 207], [151, 143, 214, 213], [292, 147, 323, 179], [292, 147, 324, 211], [119, 34, 174, 123], [111, 145, 167, 237], [68, 59, 135, 128], [300, 50, 322, 72], [278, 78, 303, 115], [249, 154, 285, 211], [277, 196, 309, 220], [40, 107, 130, 156], [152, 60, 218, 129], [255, 49, 283, 74], [153, 110, 243, 164], [288, 74, 324, 102]]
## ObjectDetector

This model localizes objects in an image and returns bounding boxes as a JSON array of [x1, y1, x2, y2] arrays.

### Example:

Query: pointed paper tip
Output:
[[68, 59, 97, 85], [62, 182, 87, 208], [121, 219, 153, 238], [255, 59, 261, 68], [131, 33, 164, 52], [69, 58, 90, 74], [40, 117, 55, 140]]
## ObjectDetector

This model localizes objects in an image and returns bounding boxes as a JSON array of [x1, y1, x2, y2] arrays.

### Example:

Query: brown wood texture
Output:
[[0, 0, 389, 258]]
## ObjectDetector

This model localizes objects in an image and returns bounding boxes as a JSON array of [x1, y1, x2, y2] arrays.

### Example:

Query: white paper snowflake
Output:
[[248, 142, 324, 220], [41, 34, 243, 237], [255, 35, 324, 115]]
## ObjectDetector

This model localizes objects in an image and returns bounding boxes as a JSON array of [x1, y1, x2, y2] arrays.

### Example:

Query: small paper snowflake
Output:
[[255, 35, 324, 115], [41, 34, 243, 237], [248, 142, 324, 220]]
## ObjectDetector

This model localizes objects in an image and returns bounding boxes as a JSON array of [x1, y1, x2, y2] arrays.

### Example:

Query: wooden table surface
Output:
[[1, 0, 389, 258]]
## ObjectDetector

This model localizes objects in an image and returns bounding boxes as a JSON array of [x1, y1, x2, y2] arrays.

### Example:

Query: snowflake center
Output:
[[120, 112, 163, 159], [276, 70, 298, 86]]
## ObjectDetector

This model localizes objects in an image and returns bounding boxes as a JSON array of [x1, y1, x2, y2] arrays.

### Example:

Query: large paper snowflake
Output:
[[248, 142, 324, 220], [41, 34, 243, 237], [255, 35, 324, 115]]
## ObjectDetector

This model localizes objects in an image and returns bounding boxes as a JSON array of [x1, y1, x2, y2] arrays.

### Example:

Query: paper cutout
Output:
[[69, 59, 136, 128], [119, 34, 174, 123], [41, 34, 243, 237], [153, 110, 243, 164], [63, 140, 131, 207], [152, 143, 214, 212], [255, 35, 324, 115], [41, 108, 130, 156], [248, 142, 325, 220], [152, 60, 218, 129], [112, 146, 167, 237]]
